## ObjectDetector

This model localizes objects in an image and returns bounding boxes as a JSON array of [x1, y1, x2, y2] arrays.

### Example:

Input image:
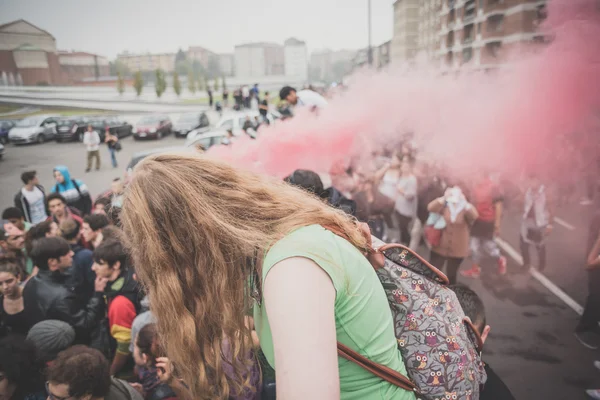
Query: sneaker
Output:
[[461, 265, 481, 279], [498, 256, 507, 275], [586, 389, 600, 399], [575, 331, 600, 350]]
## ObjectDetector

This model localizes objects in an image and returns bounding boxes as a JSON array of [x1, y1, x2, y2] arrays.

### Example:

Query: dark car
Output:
[[133, 114, 172, 140], [0, 120, 16, 144], [80, 116, 133, 142], [125, 146, 193, 180], [56, 117, 87, 142], [173, 112, 210, 138]]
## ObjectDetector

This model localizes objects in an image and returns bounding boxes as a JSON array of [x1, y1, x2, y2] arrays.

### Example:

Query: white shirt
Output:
[[242, 86, 250, 97], [395, 175, 418, 218], [296, 90, 328, 109], [21, 186, 47, 224], [83, 131, 100, 152]]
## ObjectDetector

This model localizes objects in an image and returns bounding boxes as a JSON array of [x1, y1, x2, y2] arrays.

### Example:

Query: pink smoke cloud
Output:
[[209, 0, 600, 183]]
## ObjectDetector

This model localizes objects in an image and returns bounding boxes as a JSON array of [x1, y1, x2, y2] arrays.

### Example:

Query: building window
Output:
[[462, 47, 473, 63], [487, 15, 504, 32], [479, 0, 485, 9], [485, 42, 502, 58], [478, 22, 482, 34]]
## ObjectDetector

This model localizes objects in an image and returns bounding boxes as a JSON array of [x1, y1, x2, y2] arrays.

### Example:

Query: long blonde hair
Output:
[[121, 153, 366, 399]]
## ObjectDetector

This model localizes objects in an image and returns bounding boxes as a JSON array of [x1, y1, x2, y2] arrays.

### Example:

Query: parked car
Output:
[[0, 142, 4, 159], [132, 115, 172, 140], [173, 112, 210, 138], [0, 120, 16, 144], [56, 117, 87, 142], [80, 116, 132, 142], [8, 115, 59, 144], [125, 146, 193, 180], [186, 110, 278, 145], [185, 130, 228, 150]]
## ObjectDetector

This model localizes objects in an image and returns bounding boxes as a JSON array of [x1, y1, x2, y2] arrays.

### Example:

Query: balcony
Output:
[[463, 13, 476, 24]]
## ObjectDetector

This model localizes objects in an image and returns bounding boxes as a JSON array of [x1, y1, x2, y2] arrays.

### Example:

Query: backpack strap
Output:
[[337, 342, 420, 395], [71, 179, 82, 197]]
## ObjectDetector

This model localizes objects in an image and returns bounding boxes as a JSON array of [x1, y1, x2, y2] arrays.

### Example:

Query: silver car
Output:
[[8, 115, 59, 144]]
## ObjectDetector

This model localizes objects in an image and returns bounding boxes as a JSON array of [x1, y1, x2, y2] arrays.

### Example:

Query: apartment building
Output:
[[234, 42, 284, 79], [58, 51, 109, 83], [284, 38, 308, 82], [438, 0, 548, 70], [419, 0, 443, 60], [391, 0, 421, 64]]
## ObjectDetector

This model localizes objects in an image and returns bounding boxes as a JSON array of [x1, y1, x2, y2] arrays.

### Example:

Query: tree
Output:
[[187, 70, 196, 94], [133, 71, 144, 97], [110, 60, 130, 76], [155, 69, 167, 98], [214, 77, 220, 92], [175, 48, 187, 64], [116, 71, 125, 95], [173, 71, 181, 97]]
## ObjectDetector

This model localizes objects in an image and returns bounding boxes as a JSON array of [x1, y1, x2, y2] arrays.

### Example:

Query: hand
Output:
[[95, 276, 109, 292], [156, 357, 174, 383], [129, 383, 144, 395], [544, 225, 553, 236]]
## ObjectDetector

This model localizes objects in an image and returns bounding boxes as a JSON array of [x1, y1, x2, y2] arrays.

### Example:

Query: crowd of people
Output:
[[1, 100, 599, 399]]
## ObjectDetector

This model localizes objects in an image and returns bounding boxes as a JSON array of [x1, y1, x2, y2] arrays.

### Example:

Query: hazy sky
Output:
[[0, 0, 394, 59]]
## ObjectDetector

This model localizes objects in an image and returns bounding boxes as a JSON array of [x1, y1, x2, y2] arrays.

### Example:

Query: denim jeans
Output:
[[108, 148, 117, 167]]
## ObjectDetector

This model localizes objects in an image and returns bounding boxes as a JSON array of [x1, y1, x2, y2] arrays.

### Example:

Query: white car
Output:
[[185, 130, 231, 149], [9, 115, 59, 144]]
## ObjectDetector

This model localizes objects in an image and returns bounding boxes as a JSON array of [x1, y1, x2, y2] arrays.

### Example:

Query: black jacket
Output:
[[23, 269, 104, 342], [14, 185, 48, 223]]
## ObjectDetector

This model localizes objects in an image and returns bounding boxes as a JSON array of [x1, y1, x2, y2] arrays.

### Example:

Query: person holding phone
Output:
[[105, 127, 120, 168]]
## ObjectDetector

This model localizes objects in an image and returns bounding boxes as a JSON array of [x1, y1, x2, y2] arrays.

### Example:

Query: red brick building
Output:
[[437, 0, 548, 70], [58, 51, 110, 84]]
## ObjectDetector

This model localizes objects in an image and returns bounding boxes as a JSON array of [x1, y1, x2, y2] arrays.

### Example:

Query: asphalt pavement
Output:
[[0, 137, 598, 399]]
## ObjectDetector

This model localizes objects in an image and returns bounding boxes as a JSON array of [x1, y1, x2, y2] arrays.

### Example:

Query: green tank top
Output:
[[253, 225, 416, 400]]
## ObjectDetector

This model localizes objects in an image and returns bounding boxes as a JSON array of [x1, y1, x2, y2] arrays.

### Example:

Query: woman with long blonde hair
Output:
[[121, 153, 415, 400]]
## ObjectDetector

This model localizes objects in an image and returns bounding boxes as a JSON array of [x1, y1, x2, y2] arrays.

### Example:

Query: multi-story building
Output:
[[187, 46, 216, 70], [58, 51, 109, 83], [234, 42, 284, 79], [391, 0, 420, 64], [309, 49, 355, 81], [438, 0, 548, 70], [419, 0, 442, 60], [218, 53, 234, 77], [284, 38, 308, 82], [116, 51, 176, 73], [352, 41, 392, 70]]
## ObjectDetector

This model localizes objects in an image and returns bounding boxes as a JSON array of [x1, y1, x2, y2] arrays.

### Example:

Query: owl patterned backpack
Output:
[[326, 226, 487, 400]]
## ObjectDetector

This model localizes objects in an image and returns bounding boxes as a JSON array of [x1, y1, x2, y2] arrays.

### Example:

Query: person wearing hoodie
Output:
[[92, 239, 141, 378], [51, 165, 92, 216]]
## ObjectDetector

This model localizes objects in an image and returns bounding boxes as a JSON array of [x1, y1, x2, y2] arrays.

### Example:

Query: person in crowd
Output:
[[0, 222, 27, 278], [0, 260, 28, 337], [13, 170, 48, 225], [223, 87, 229, 107], [413, 168, 447, 250], [448, 284, 515, 400], [242, 85, 250, 109], [129, 297, 154, 356], [2, 207, 32, 233], [51, 165, 93, 216], [284, 169, 357, 217], [24, 219, 59, 256], [92, 239, 141, 378], [23, 237, 105, 342], [279, 86, 328, 110], [132, 323, 178, 400], [427, 187, 478, 284], [84, 124, 101, 172], [207, 87, 213, 107], [462, 171, 507, 278], [259, 91, 270, 124], [0, 335, 46, 400], [575, 233, 600, 349], [60, 218, 95, 303], [111, 177, 125, 208], [519, 173, 553, 271], [94, 196, 111, 215], [47, 192, 85, 227], [395, 160, 418, 246], [46, 345, 144, 400], [83, 213, 110, 249], [105, 127, 120, 168], [242, 116, 254, 133], [121, 153, 414, 400], [374, 154, 401, 242], [99, 225, 123, 244], [26, 319, 75, 365]]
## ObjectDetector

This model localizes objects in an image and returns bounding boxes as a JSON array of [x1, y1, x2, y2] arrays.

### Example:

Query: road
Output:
[[0, 138, 598, 399]]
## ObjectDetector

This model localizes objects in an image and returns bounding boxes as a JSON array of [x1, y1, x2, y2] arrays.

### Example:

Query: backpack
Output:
[[327, 225, 487, 400]]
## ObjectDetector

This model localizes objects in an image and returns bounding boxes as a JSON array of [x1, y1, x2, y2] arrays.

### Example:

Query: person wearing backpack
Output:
[[120, 153, 417, 400], [51, 165, 93, 216]]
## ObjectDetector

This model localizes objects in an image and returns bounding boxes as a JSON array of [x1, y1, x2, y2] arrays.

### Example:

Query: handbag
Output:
[[424, 209, 446, 247], [114, 141, 122, 151]]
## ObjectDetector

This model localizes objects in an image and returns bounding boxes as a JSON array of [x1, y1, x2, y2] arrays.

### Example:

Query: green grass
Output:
[[6, 108, 114, 119], [0, 104, 19, 114]]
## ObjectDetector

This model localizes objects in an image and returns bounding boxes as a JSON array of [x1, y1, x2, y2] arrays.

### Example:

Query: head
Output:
[[0, 260, 21, 298], [26, 320, 75, 364], [87, 124, 93, 132], [99, 225, 122, 243], [59, 218, 81, 243], [0, 223, 24, 252], [46, 346, 111, 400], [279, 86, 297, 105], [30, 237, 73, 273], [92, 239, 126, 281], [20, 170, 38, 186], [82, 214, 110, 244], [0, 335, 44, 400], [24, 220, 58, 255], [526, 171, 541, 189], [106, 207, 122, 228], [285, 170, 325, 197], [111, 178, 124, 196], [2, 207, 25, 231], [47, 193, 68, 218], [448, 284, 491, 344], [121, 153, 367, 399], [93, 197, 110, 215], [264, 91, 269, 100], [133, 323, 163, 368], [400, 160, 412, 176]]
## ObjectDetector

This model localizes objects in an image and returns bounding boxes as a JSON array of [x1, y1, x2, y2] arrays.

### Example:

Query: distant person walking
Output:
[[242, 85, 250, 109], [83, 125, 101, 172], [208, 88, 214, 107], [223, 88, 229, 107], [104, 128, 119, 168]]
